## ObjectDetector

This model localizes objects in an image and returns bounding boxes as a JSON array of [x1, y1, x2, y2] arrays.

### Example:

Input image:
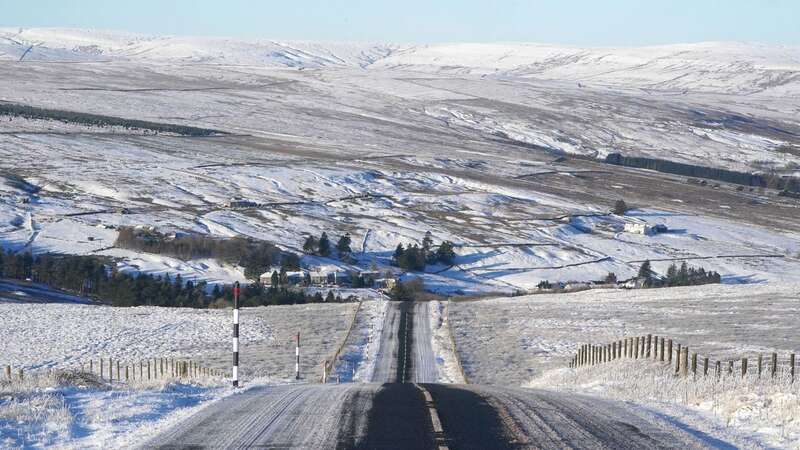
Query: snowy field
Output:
[[1, 29, 799, 295], [449, 283, 800, 386], [0, 301, 359, 381]]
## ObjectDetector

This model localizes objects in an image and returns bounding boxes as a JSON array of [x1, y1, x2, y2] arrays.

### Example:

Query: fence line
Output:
[[322, 300, 364, 382], [569, 334, 796, 383], [3, 357, 223, 384]]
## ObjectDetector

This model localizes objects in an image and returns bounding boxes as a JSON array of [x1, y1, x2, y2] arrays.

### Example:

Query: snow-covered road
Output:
[[370, 301, 402, 383], [148, 384, 376, 449], [410, 301, 438, 383], [148, 382, 728, 449]]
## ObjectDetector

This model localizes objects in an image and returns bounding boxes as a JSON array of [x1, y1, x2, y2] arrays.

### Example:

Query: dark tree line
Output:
[[392, 232, 456, 271], [303, 232, 352, 259], [0, 102, 222, 136], [606, 153, 800, 193], [0, 251, 338, 308], [115, 227, 299, 281], [637, 260, 721, 288]]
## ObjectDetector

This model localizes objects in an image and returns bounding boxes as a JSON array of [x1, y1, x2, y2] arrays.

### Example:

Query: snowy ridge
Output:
[[375, 41, 800, 95], [1, 28, 799, 95], [0, 27, 398, 68]]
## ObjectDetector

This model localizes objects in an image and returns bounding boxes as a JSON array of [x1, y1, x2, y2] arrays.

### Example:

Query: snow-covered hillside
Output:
[[2, 28, 799, 96], [0, 27, 396, 68]]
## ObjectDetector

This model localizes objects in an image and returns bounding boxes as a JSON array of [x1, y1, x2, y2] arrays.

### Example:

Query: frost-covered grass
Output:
[[449, 283, 800, 386], [528, 360, 800, 449], [0, 369, 230, 449], [0, 302, 358, 382]]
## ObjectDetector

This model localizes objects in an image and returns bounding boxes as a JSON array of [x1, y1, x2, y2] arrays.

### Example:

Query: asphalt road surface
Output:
[[151, 301, 732, 449]]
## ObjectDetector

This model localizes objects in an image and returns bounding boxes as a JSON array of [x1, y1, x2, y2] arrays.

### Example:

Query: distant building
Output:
[[359, 271, 381, 287], [259, 270, 307, 286], [623, 221, 652, 235], [374, 278, 397, 290], [327, 271, 351, 286], [623, 219, 667, 236], [308, 270, 328, 286]]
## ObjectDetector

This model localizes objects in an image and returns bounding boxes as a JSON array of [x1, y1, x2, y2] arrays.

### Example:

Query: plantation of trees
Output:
[[302, 232, 353, 259], [0, 102, 223, 136], [605, 153, 800, 192], [0, 250, 337, 308], [115, 227, 299, 281], [637, 260, 722, 288], [392, 232, 457, 271]]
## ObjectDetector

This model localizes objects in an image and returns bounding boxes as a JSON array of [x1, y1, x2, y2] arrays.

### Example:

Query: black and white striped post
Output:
[[232, 281, 240, 388], [295, 332, 301, 380]]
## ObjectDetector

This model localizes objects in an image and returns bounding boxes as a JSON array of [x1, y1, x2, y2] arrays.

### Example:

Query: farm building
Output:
[[623, 219, 668, 236]]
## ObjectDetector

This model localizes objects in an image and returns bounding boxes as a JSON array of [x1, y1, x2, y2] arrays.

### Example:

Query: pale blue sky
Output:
[[0, 0, 797, 45]]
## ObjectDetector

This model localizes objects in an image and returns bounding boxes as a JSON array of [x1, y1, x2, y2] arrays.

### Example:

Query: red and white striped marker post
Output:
[[295, 332, 301, 380], [232, 281, 240, 388]]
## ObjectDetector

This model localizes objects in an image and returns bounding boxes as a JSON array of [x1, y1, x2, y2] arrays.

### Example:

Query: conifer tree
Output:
[[318, 232, 331, 257]]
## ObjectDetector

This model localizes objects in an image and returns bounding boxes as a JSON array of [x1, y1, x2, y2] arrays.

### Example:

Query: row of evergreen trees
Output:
[[392, 232, 456, 271], [637, 260, 722, 288], [1, 102, 221, 136], [536, 260, 721, 290], [302, 232, 353, 258], [115, 227, 299, 281], [0, 251, 338, 308]]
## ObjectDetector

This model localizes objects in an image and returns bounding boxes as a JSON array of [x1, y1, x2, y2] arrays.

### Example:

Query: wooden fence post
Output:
[[758, 354, 763, 378], [742, 357, 747, 378], [4, 365, 9, 380], [646, 335, 652, 358], [668, 340, 673, 364], [116, 361, 120, 381], [771, 353, 778, 378], [660, 337, 665, 362], [90, 359, 93, 374], [623, 339, 628, 358], [691, 353, 697, 377], [635, 337, 640, 359], [126, 365, 129, 381], [791, 354, 795, 383], [728, 360, 734, 376], [682, 348, 689, 377], [716, 360, 721, 379], [109, 358, 113, 382], [18, 368, 23, 380], [703, 357, 709, 376], [675, 344, 681, 373]]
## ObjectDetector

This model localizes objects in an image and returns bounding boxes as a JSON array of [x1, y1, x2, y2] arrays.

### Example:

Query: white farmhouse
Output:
[[623, 221, 652, 235]]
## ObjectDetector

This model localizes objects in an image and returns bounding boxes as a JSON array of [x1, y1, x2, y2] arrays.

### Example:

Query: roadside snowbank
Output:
[[333, 299, 388, 383], [527, 360, 799, 449], [429, 301, 466, 383]]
